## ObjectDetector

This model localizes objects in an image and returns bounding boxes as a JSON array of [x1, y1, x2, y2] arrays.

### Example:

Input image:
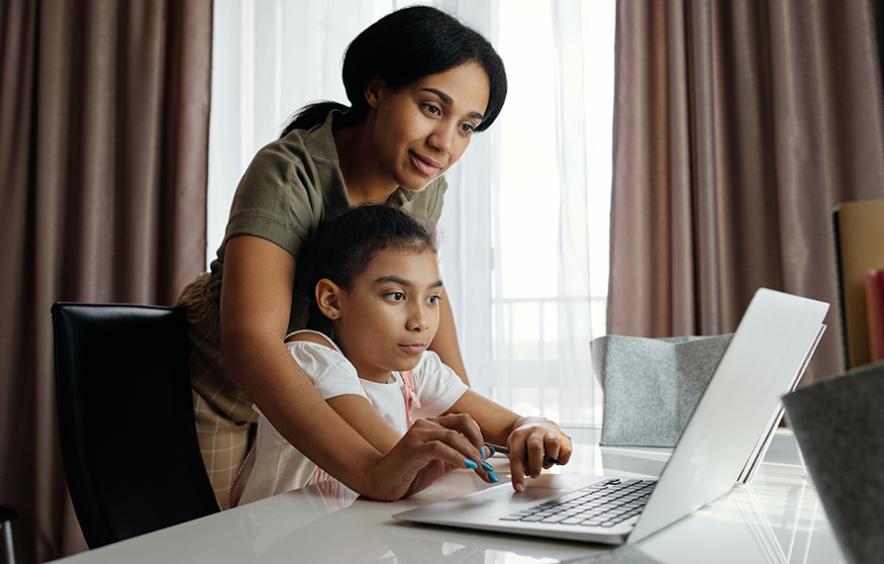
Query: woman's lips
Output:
[[409, 151, 442, 177]]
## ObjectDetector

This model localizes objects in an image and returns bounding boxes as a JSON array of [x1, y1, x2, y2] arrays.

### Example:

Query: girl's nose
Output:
[[407, 305, 430, 332]]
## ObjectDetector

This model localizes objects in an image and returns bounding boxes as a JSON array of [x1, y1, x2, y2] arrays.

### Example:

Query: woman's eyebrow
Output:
[[420, 88, 484, 120]]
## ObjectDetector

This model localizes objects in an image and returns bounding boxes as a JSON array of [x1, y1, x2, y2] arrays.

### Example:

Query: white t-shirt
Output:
[[238, 331, 469, 505]]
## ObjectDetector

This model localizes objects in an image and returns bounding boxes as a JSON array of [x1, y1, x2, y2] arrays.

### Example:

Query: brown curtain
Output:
[[0, 0, 211, 561], [608, 0, 884, 383]]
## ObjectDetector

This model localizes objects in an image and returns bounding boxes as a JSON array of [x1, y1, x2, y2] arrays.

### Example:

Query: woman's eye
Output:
[[427, 295, 442, 305], [422, 103, 442, 117], [460, 123, 476, 135], [386, 292, 406, 302]]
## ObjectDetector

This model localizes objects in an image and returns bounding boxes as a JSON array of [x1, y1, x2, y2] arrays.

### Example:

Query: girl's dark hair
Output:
[[301, 205, 437, 334], [280, 6, 507, 137]]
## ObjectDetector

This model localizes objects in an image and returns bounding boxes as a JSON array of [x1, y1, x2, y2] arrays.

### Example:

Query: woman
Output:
[[178, 5, 564, 507]]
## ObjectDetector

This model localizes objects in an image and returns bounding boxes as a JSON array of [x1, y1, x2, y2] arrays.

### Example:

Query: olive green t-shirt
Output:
[[208, 110, 448, 333]]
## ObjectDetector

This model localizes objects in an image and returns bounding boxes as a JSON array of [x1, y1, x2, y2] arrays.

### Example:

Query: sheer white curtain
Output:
[[208, 0, 614, 425]]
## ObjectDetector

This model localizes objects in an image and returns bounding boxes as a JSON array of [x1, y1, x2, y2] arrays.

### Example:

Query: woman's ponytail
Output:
[[279, 101, 350, 138]]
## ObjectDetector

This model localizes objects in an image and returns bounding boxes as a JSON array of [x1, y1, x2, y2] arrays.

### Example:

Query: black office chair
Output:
[[51, 303, 219, 549]]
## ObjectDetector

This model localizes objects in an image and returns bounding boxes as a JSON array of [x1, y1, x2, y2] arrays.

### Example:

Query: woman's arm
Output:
[[428, 291, 470, 386], [447, 390, 573, 492], [325, 395, 401, 452], [221, 236, 486, 499]]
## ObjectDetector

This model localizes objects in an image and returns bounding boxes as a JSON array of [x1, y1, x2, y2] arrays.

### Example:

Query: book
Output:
[[866, 269, 884, 361], [833, 200, 884, 368]]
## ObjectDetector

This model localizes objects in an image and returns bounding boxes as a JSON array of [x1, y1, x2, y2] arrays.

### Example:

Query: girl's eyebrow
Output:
[[419, 88, 484, 121], [374, 275, 444, 289]]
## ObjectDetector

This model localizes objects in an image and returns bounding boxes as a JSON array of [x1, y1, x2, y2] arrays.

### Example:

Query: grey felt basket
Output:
[[782, 362, 884, 564], [591, 334, 733, 447]]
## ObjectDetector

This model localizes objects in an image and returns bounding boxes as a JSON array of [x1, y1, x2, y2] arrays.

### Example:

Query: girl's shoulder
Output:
[[411, 350, 446, 380], [285, 329, 337, 349], [284, 330, 345, 361]]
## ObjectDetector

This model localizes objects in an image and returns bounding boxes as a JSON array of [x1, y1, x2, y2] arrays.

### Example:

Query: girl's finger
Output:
[[508, 435, 527, 492], [542, 432, 560, 468], [556, 433, 574, 465], [525, 432, 545, 478]]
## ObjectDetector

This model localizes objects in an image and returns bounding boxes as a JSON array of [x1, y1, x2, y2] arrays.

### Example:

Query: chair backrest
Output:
[[51, 303, 219, 548]]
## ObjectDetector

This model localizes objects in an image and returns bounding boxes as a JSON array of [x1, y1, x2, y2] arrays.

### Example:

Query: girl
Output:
[[237, 206, 572, 505], [176, 5, 510, 506]]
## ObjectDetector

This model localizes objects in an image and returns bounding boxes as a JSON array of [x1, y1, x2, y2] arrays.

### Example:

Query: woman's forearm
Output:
[[224, 332, 382, 494]]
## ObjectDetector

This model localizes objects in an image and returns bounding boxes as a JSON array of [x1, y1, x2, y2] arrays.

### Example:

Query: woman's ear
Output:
[[315, 279, 344, 320], [364, 77, 387, 109]]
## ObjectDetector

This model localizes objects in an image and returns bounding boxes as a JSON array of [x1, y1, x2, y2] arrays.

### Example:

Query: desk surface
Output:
[[51, 427, 844, 564]]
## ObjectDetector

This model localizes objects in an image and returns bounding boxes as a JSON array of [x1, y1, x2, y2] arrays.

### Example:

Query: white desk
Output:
[[51, 428, 845, 563]]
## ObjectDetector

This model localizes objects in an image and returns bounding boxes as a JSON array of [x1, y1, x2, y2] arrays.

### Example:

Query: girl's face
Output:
[[326, 247, 443, 382], [367, 61, 490, 190]]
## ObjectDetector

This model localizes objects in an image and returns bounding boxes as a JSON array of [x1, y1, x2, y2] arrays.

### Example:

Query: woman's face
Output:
[[368, 62, 491, 190]]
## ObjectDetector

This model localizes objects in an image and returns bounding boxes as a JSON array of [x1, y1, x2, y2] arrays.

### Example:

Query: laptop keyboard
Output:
[[499, 478, 657, 528]]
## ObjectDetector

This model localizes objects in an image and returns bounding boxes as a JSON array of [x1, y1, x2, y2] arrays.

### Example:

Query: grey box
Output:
[[591, 334, 732, 447], [782, 362, 884, 564]]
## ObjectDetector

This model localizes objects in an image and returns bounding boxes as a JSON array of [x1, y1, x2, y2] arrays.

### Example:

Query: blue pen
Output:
[[484, 442, 559, 465]]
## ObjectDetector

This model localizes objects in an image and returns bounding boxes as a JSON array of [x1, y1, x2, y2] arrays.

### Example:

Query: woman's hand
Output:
[[362, 414, 495, 500], [506, 417, 573, 492]]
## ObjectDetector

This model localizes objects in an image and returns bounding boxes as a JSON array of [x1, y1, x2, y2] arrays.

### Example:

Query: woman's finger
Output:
[[408, 419, 487, 476], [427, 413, 485, 450]]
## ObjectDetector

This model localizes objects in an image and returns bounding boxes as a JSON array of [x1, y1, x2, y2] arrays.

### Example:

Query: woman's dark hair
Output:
[[301, 205, 437, 334], [280, 6, 507, 137]]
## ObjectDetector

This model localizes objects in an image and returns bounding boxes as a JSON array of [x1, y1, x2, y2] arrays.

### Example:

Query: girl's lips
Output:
[[398, 344, 426, 355], [409, 151, 442, 177]]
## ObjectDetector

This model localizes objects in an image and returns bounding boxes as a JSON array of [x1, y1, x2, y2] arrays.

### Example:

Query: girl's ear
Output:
[[315, 279, 344, 320], [364, 77, 387, 109]]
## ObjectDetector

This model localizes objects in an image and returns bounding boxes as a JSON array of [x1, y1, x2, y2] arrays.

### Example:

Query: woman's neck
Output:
[[333, 118, 399, 206]]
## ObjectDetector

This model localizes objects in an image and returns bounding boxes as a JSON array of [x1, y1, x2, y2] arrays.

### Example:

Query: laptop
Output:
[[394, 288, 828, 545]]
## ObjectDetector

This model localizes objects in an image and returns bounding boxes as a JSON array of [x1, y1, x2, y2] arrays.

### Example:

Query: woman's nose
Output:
[[427, 121, 456, 154]]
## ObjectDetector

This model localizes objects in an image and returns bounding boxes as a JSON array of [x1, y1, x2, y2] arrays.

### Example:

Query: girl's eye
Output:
[[427, 294, 442, 305], [422, 103, 442, 117], [386, 292, 406, 302], [460, 123, 476, 135]]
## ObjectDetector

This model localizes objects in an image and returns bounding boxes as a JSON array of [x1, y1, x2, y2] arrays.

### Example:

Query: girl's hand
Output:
[[506, 417, 573, 492], [363, 414, 494, 500]]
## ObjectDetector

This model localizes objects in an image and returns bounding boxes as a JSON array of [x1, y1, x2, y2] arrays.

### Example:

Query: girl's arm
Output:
[[446, 390, 573, 492], [428, 291, 470, 386], [221, 235, 487, 499]]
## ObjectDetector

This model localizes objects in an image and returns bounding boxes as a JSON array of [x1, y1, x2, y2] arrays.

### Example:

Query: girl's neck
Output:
[[335, 337, 395, 384], [333, 118, 399, 206]]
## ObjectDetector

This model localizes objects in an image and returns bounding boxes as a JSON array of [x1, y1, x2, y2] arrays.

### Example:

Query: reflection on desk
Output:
[[50, 428, 844, 564]]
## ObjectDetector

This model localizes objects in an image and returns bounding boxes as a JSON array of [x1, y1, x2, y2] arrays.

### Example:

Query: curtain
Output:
[[0, 1, 212, 561], [208, 0, 613, 425], [609, 0, 884, 383]]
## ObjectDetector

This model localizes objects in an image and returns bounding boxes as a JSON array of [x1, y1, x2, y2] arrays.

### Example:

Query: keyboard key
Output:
[[581, 519, 604, 527]]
